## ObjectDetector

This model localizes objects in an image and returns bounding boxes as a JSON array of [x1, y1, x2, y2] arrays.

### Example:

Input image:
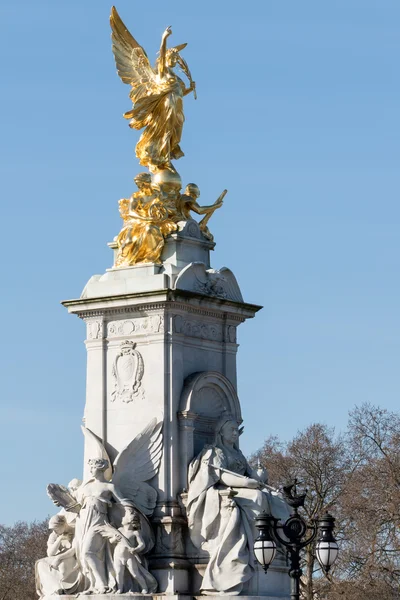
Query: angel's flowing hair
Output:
[[88, 458, 109, 471]]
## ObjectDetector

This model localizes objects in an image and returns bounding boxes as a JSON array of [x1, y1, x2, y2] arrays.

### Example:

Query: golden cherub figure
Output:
[[110, 6, 196, 172], [177, 184, 227, 242]]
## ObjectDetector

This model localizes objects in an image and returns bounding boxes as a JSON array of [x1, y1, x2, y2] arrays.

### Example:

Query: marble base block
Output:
[[41, 593, 287, 600]]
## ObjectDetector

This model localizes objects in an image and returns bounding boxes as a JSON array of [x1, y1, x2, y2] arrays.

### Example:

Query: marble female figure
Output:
[[45, 419, 163, 596], [35, 514, 83, 596], [74, 457, 133, 594], [187, 417, 289, 595]]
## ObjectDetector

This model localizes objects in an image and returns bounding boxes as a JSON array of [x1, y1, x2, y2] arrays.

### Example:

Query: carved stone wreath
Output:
[[111, 340, 145, 403]]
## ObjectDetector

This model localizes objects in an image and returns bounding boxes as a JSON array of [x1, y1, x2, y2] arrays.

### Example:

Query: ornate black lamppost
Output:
[[254, 482, 338, 600]]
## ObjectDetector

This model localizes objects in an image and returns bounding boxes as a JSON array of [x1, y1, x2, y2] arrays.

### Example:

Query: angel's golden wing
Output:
[[110, 6, 157, 104]]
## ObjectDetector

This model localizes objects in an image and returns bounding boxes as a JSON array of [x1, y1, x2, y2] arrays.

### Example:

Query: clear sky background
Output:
[[0, 0, 399, 524]]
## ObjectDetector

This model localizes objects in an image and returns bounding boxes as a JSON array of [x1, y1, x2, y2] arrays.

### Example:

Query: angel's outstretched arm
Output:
[[158, 26, 172, 79]]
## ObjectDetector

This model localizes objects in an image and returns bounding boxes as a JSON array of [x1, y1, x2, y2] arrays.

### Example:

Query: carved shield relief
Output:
[[111, 340, 144, 403]]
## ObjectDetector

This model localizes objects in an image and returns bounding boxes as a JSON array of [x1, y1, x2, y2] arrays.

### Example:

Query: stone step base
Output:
[[42, 596, 288, 600]]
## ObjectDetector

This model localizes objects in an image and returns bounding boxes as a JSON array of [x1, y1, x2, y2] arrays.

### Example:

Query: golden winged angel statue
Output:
[[110, 7, 225, 267], [110, 6, 196, 172]]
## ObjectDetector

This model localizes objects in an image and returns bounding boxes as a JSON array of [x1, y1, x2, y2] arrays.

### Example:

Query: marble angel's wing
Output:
[[81, 426, 113, 482], [110, 6, 158, 104], [47, 484, 81, 513], [112, 418, 163, 516]]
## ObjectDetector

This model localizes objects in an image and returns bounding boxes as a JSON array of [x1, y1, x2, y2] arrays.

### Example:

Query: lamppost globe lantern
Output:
[[254, 511, 277, 573], [254, 482, 339, 600], [316, 512, 339, 573]]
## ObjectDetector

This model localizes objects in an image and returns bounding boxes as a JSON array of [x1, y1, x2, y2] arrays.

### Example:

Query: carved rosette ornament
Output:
[[111, 340, 144, 403]]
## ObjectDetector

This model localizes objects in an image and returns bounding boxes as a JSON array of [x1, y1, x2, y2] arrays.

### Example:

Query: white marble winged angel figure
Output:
[[46, 418, 162, 595]]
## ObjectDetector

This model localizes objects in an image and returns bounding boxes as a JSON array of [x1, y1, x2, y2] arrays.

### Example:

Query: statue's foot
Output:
[[141, 590, 148, 594]]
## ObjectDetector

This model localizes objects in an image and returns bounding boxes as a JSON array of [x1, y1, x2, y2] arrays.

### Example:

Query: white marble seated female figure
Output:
[[187, 416, 289, 595], [35, 514, 83, 596]]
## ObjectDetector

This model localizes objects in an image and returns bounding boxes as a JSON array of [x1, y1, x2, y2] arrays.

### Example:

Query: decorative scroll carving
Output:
[[175, 262, 244, 302], [173, 315, 223, 342], [195, 278, 227, 299], [226, 325, 237, 343], [186, 221, 202, 239], [107, 315, 164, 338], [111, 341, 144, 403], [87, 320, 103, 340]]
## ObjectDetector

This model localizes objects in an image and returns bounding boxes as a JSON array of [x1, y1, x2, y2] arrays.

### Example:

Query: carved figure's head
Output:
[[220, 419, 239, 445], [166, 44, 187, 68], [215, 414, 240, 449], [68, 478, 82, 494], [184, 183, 200, 199], [48, 514, 68, 535], [122, 508, 141, 529], [134, 172, 152, 192], [88, 457, 110, 477]]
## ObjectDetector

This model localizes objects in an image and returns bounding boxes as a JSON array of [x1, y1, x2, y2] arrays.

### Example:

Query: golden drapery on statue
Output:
[[110, 7, 225, 266]]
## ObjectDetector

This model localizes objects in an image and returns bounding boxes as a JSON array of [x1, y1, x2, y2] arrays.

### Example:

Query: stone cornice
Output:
[[62, 288, 262, 321]]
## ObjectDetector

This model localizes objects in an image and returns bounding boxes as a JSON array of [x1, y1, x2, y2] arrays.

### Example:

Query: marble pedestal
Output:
[[62, 221, 289, 598], [45, 596, 288, 600]]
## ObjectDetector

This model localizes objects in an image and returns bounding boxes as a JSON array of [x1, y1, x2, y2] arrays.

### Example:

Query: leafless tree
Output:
[[251, 405, 400, 600], [338, 404, 400, 591], [251, 423, 352, 600], [0, 520, 48, 600]]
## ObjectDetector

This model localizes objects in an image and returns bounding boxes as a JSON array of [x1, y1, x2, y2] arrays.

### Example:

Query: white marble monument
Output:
[[35, 6, 291, 600]]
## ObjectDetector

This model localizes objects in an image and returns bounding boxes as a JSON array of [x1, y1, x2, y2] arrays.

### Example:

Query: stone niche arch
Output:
[[178, 371, 242, 489]]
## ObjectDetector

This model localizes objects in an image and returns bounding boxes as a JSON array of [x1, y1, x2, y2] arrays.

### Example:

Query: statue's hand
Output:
[[163, 26, 172, 39], [109, 535, 121, 544], [51, 556, 62, 570]]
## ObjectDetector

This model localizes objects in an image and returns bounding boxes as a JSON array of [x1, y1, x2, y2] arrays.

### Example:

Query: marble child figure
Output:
[[187, 416, 290, 595], [177, 184, 226, 241], [97, 509, 158, 594]]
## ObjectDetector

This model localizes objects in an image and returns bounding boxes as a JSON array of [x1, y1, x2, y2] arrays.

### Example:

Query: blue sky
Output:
[[0, 0, 399, 524]]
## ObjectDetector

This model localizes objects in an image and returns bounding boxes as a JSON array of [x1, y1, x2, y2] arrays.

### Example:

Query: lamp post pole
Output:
[[254, 481, 338, 600]]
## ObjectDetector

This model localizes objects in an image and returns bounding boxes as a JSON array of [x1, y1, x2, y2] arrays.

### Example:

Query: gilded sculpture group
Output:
[[109, 7, 226, 267]]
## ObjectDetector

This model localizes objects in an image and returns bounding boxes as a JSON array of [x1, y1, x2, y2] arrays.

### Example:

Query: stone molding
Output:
[[107, 314, 164, 337], [80, 302, 246, 323], [179, 371, 242, 422]]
